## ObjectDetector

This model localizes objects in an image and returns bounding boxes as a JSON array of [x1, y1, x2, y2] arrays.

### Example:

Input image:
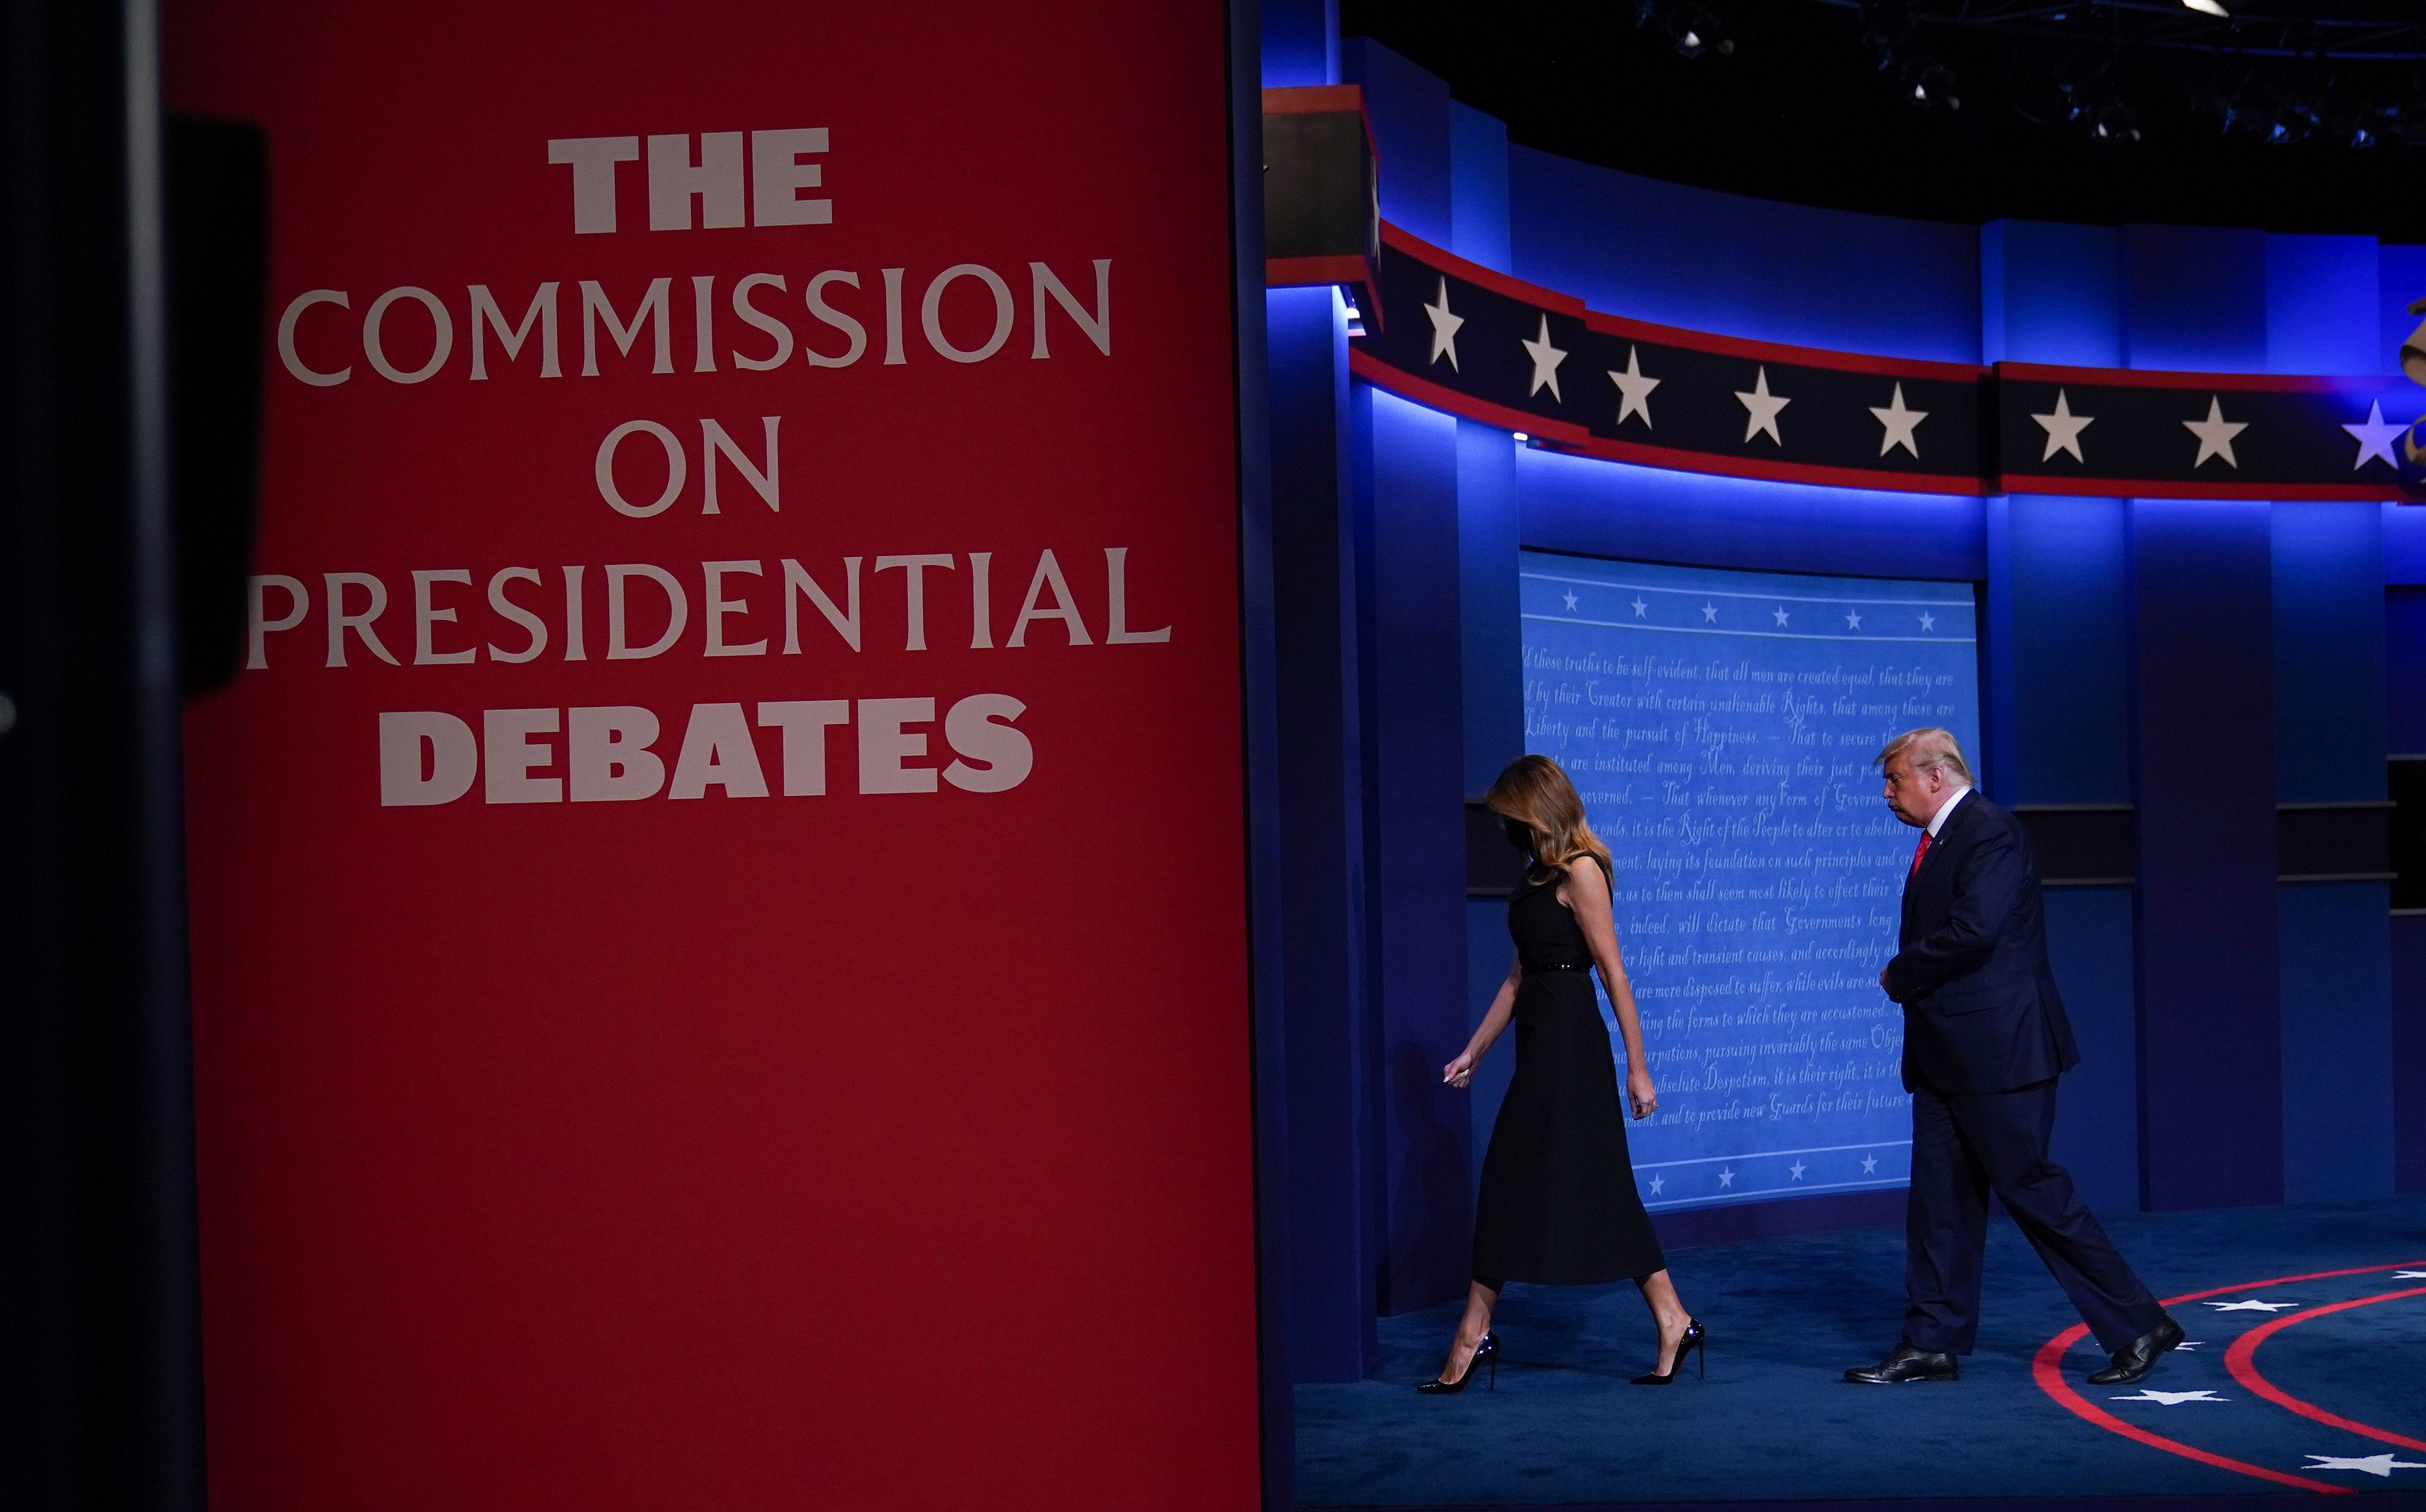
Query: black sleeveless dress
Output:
[[1471, 855, 1667, 1285]]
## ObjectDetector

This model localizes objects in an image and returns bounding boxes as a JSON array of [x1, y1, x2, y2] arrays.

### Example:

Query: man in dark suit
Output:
[[1844, 728, 2182, 1387]]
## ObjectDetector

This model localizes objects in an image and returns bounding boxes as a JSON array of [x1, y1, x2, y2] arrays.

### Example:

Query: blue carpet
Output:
[[1294, 1196, 2426, 1506]]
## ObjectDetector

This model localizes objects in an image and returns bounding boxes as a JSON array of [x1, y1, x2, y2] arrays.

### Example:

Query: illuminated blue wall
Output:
[[1264, 16, 2418, 1382]]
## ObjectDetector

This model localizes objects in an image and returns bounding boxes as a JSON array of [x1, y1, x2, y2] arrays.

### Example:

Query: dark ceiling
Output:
[[1339, 0, 2426, 241]]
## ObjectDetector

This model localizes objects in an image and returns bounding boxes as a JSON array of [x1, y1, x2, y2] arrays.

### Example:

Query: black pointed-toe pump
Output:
[[1631, 1319, 1705, 1386], [1417, 1331, 1499, 1394]]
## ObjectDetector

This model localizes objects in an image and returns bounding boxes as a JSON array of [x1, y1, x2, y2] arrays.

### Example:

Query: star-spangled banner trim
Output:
[[1339, 222, 2412, 502]]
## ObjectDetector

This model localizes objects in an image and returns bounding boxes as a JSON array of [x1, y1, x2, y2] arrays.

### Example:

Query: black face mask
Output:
[[1501, 816, 1534, 856]]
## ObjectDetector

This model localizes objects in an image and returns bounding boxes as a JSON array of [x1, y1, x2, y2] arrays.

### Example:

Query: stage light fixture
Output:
[[1635, 0, 1734, 59], [2182, 0, 2230, 15]]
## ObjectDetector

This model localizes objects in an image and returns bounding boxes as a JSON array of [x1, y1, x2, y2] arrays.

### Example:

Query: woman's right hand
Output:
[[1443, 1050, 1478, 1088]]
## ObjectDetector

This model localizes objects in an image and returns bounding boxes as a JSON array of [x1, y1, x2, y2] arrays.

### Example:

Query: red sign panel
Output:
[[167, 4, 1258, 1507]]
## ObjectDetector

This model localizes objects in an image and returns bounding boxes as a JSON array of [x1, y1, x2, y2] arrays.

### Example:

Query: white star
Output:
[[2394, 1271, 2426, 1280], [1844, 609, 1863, 630], [1918, 612, 1936, 632], [1735, 367, 1790, 446], [1647, 1172, 1665, 1196], [1630, 596, 1648, 618], [2206, 1299, 2298, 1312], [1860, 1153, 1879, 1174], [1772, 606, 1789, 627], [1717, 1166, 1735, 1188], [2032, 389, 2095, 463], [1423, 277, 1463, 372], [1522, 314, 1568, 402], [1788, 1160, 1807, 1181], [2346, 400, 2405, 472], [1701, 601, 1718, 623], [2112, 1389, 2227, 1405], [1609, 345, 1660, 429], [2307, 1454, 2426, 1477], [1563, 591, 1579, 611], [2184, 395, 2248, 470], [1870, 382, 1929, 459], [2174, 1342, 2202, 1350]]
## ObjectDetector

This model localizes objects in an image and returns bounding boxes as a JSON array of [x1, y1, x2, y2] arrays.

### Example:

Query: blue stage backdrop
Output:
[[1518, 551, 1981, 1212]]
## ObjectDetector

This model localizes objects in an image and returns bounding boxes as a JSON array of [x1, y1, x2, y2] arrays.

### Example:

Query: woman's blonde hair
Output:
[[1484, 755, 1612, 875]]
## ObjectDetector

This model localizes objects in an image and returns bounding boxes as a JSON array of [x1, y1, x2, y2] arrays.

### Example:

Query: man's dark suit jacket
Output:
[[1882, 789, 2082, 1094]]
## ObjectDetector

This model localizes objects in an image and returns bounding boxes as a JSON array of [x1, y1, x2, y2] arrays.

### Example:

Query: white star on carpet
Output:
[[2184, 395, 2248, 469], [2206, 1299, 2298, 1312], [1609, 345, 1661, 429], [1647, 1173, 1665, 1196], [1870, 382, 1928, 459], [1787, 1161, 1807, 1181], [1736, 367, 1790, 445], [1522, 314, 1568, 401], [1702, 601, 1718, 623], [1844, 609, 1863, 629], [2112, 1389, 2227, 1405], [1563, 591, 1580, 611], [1717, 1166, 1735, 1188], [2394, 1271, 2426, 1280], [2345, 400, 2405, 471], [2174, 1342, 2202, 1351], [2032, 389, 2094, 463], [1423, 277, 1463, 371], [1917, 612, 1936, 632], [1631, 596, 1648, 618], [1773, 606, 1789, 627], [2307, 1454, 2426, 1477], [1861, 1153, 1879, 1174]]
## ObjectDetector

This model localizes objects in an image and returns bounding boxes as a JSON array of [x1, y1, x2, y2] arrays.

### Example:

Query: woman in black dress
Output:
[[1423, 754, 1701, 1392]]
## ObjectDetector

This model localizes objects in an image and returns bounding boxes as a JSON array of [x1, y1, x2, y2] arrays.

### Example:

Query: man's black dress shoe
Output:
[[2087, 1314, 2185, 1386], [1843, 1343, 1959, 1384]]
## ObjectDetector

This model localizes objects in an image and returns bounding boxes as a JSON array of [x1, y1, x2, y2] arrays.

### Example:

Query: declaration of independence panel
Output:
[[1519, 552, 1982, 1211]]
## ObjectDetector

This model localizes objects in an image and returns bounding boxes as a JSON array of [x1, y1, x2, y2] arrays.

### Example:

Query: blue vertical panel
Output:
[[1457, 423, 1521, 795], [1260, 0, 1338, 88], [2266, 235, 2380, 375], [2006, 498, 2131, 804], [2390, 508, 2426, 589], [1339, 39, 1451, 248], [1507, 148, 1980, 362], [2395, 917, 2426, 1194], [2393, 587, 2426, 752], [2380, 244, 2426, 375], [2280, 886, 2395, 1201], [1447, 103, 1509, 271], [1980, 221, 2122, 367], [2271, 453, 2392, 1206], [2042, 889, 2139, 1214], [1360, 389, 1473, 1313], [1267, 289, 1378, 1380], [2123, 225, 2267, 372], [2130, 499, 2281, 1209]]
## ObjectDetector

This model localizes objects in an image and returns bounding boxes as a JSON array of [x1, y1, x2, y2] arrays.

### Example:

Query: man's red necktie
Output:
[[1909, 833, 1932, 877]]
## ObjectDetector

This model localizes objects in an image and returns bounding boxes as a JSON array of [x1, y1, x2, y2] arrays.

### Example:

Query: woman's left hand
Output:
[[1626, 1066, 1659, 1121]]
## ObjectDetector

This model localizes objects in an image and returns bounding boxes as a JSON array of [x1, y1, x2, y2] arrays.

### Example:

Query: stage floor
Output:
[[1294, 1196, 2426, 1506]]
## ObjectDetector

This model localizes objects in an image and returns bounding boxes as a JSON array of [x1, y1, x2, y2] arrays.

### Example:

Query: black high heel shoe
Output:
[[1417, 1330, 1499, 1394], [1631, 1318, 1705, 1386]]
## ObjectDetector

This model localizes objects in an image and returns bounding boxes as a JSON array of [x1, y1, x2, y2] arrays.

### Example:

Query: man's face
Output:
[[1881, 751, 1946, 828]]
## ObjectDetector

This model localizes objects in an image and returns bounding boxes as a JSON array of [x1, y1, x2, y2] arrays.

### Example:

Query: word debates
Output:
[[379, 695, 1029, 807]]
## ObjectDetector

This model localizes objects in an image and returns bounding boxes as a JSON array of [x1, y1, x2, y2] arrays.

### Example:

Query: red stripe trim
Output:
[[1266, 255, 1373, 289], [1998, 361, 2390, 394], [1260, 84, 1365, 115], [1586, 309, 1988, 381], [2027, 1259, 2426, 1496], [1993, 474, 2406, 502], [2030, 1325, 2350, 1495], [2224, 1286, 2426, 1452], [1573, 432, 1987, 496], [1347, 346, 1590, 445], [1380, 222, 1587, 318]]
